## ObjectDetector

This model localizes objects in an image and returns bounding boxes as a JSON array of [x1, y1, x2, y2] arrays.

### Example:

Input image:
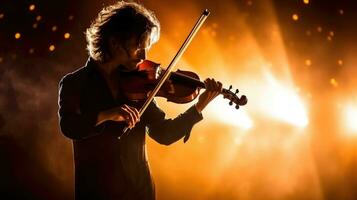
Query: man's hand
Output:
[[195, 78, 222, 113], [96, 104, 140, 129]]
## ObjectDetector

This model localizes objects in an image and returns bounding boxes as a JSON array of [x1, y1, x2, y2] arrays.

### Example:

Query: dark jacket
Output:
[[57, 58, 203, 200]]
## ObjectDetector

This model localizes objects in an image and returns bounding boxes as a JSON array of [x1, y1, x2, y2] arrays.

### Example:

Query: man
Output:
[[58, 2, 222, 200]]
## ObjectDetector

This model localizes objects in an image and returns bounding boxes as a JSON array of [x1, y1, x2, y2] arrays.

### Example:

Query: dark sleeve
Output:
[[144, 100, 203, 145], [57, 75, 105, 140]]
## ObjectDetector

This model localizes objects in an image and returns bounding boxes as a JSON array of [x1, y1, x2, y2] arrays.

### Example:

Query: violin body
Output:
[[119, 60, 202, 104], [118, 60, 247, 109]]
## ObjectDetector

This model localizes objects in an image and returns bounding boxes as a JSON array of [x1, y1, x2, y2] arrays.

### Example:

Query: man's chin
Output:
[[118, 64, 137, 72]]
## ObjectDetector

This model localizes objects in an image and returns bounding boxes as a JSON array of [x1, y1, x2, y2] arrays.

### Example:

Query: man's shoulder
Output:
[[59, 64, 90, 86]]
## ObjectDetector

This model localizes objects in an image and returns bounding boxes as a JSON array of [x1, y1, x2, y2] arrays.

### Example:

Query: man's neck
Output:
[[96, 60, 119, 77]]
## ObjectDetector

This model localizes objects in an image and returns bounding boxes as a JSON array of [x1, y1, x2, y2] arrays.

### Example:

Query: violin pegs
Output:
[[229, 85, 232, 90], [235, 89, 239, 94], [235, 105, 239, 109], [229, 101, 233, 106]]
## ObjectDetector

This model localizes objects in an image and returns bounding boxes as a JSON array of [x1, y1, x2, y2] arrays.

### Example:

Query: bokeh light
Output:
[[305, 30, 311, 36], [14, 32, 21, 39], [317, 26, 322, 32], [64, 32, 70, 39], [305, 59, 312, 66], [330, 78, 338, 88], [339, 9, 344, 15], [49, 44, 55, 51], [292, 13, 299, 21], [29, 4, 36, 11], [52, 26, 58, 32], [337, 59, 343, 66]]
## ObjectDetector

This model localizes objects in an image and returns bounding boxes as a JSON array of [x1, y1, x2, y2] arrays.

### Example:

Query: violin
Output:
[[119, 59, 247, 109]]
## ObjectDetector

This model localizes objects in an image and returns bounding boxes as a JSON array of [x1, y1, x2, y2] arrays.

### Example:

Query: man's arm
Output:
[[58, 74, 141, 140], [144, 101, 203, 145], [144, 78, 222, 145]]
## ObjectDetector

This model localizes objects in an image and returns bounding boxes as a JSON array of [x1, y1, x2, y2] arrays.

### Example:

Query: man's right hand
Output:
[[96, 104, 140, 129]]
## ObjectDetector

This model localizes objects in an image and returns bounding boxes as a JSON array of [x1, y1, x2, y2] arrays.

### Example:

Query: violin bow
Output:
[[120, 9, 210, 137]]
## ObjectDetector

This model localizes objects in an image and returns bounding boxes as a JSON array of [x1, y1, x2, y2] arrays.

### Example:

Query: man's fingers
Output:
[[129, 105, 140, 121], [128, 109, 136, 127], [217, 81, 223, 92], [197, 78, 224, 112], [205, 78, 213, 91], [209, 78, 215, 91], [213, 81, 222, 97], [122, 106, 135, 126], [206, 78, 222, 99], [126, 105, 140, 123], [122, 105, 140, 128], [205, 78, 221, 91]]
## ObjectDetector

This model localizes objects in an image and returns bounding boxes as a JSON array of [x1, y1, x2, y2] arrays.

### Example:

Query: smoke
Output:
[[0, 50, 77, 198]]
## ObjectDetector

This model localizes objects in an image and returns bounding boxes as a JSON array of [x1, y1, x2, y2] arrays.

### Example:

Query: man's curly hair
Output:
[[86, 1, 160, 62]]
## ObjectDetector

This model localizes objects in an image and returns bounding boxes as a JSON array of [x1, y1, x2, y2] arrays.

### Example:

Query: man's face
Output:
[[112, 35, 150, 72]]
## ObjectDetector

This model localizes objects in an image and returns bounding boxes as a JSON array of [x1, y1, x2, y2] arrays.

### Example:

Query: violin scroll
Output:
[[222, 85, 248, 109]]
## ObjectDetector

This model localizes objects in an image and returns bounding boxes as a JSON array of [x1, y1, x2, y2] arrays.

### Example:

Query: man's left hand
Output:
[[195, 78, 222, 113]]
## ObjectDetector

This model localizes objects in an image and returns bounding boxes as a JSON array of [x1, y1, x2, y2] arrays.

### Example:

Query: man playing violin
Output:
[[58, 2, 222, 200]]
